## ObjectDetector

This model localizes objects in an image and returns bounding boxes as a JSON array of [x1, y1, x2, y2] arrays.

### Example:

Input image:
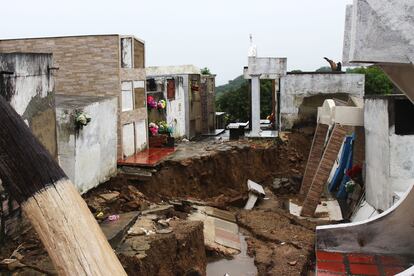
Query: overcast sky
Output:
[[0, 0, 352, 85]]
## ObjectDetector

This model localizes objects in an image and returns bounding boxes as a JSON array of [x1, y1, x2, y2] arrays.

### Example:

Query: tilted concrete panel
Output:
[[348, 0, 414, 64]]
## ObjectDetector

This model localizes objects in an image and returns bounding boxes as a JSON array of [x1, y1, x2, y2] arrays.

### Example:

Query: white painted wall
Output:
[[56, 95, 118, 194], [364, 97, 414, 211], [364, 98, 390, 210], [165, 77, 187, 138], [279, 73, 365, 129], [1, 53, 54, 115], [121, 37, 133, 68], [122, 123, 135, 157], [345, 0, 414, 64], [121, 81, 133, 112], [135, 119, 148, 151], [247, 57, 287, 79], [389, 134, 414, 195]]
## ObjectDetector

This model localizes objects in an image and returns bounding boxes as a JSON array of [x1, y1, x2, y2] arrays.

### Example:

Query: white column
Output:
[[251, 75, 261, 136]]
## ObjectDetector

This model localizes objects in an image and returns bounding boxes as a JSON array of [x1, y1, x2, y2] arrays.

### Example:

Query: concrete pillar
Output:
[[250, 75, 261, 136]]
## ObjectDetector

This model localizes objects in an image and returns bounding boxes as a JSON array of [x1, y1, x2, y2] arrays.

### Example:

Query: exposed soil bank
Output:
[[0, 130, 314, 275], [238, 209, 316, 275], [119, 220, 206, 276], [112, 133, 311, 205]]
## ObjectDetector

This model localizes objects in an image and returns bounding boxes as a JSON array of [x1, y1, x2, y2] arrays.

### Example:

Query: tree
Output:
[[316, 66, 332, 72], [200, 67, 211, 75], [216, 79, 273, 122], [347, 66, 393, 95]]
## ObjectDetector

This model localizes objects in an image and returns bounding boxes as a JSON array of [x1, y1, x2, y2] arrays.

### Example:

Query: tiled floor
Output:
[[118, 147, 176, 167], [316, 250, 412, 276]]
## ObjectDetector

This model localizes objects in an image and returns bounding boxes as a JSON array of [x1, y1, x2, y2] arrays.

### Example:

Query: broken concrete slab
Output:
[[244, 180, 266, 210], [247, 180, 265, 196], [127, 217, 156, 236], [100, 211, 139, 248], [204, 206, 237, 223], [98, 191, 120, 202], [141, 204, 174, 216], [289, 199, 342, 222], [244, 193, 259, 210], [188, 206, 241, 254]]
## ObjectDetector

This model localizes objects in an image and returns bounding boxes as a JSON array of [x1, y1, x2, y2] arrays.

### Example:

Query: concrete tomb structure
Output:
[[146, 65, 216, 140], [0, 53, 57, 157], [243, 56, 287, 137], [316, 1, 414, 275], [56, 95, 118, 194], [243, 48, 364, 132], [279, 72, 364, 130], [0, 53, 57, 239], [0, 35, 147, 159]]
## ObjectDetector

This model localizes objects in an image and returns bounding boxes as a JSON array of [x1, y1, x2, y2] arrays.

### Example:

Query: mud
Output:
[[113, 132, 311, 206], [238, 209, 316, 275], [0, 130, 316, 276], [119, 220, 206, 276]]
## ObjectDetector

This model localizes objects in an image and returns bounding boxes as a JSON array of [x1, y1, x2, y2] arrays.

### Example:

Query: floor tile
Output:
[[349, 264, 380, 275]]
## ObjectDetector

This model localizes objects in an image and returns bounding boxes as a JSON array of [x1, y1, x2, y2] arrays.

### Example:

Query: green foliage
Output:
[[316, 66, 332, 72], [216, 78, 273, 122], [200, 67, 211, 75], [216, 75, 246, 97], [347, 66, 393, 95]]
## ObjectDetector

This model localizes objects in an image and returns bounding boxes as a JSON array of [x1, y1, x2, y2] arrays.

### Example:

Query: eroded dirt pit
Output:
[[0, 129, 318, 275]]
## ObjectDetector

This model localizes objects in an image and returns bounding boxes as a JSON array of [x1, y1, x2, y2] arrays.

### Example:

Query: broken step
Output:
[[100, 211, 139, 248], [118, 166, 156, 181]]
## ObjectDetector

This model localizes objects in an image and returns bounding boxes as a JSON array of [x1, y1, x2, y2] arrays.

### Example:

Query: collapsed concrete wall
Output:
[[0, 53, 56, 240], [364, 95, 414, 211], [279, 73, 364, 129], [343, 0, 414, 64], [0, 53, 57, 156], [56, 95, 118, 194]]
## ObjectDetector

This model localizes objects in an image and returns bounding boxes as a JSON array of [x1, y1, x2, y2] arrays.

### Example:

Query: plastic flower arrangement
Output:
[[147, 95, 157, 109], [149, 122, 159, 136], [157, 99, 166, 110], [157, 121, 173, 134], [75, 111, 91, 130]]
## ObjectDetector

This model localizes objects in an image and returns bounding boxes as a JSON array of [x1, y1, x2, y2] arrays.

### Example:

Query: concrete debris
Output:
[[244, 193, 259, 210], [244, 180, 265, 210], [100, 211, 139, 248], [271, 176, 302, 194], [247, 180, 265, 196], [188, 206, 241, 255], [98, 191, 120, 202]]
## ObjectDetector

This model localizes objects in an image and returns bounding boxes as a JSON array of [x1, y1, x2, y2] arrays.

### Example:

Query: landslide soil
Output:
[[0, 129, 315, 276], [92, 130, 313, 208]]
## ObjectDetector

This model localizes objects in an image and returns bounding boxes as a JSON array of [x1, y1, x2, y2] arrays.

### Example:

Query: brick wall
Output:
[[299, 123, 329, 199], [0, 36, 125, 157], [0, 35, 121, 98], [353, 126, 365, 166], [0, 35, 149, 159], [133, 39, 145, 69], [301, 124, 350, 217]]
